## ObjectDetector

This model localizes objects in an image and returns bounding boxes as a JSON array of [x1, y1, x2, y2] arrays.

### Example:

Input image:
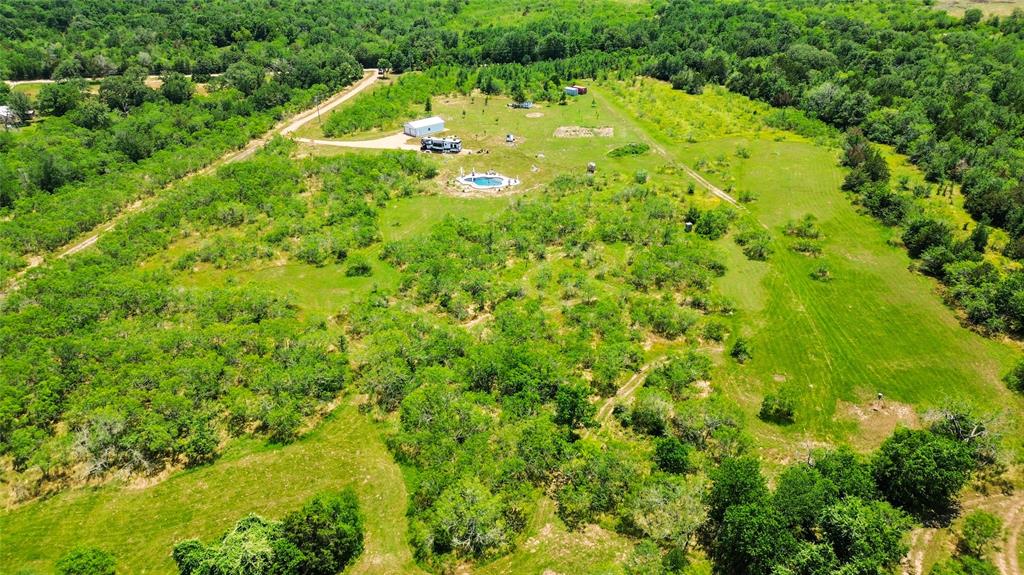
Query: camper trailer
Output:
[[421, 135, 462, 154]]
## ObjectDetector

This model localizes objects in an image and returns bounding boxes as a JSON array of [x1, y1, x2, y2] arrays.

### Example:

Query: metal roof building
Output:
[[404, 116, 445, 137]]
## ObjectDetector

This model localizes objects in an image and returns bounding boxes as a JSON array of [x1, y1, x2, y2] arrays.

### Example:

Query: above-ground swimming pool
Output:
[[456, 171, 520, 190]]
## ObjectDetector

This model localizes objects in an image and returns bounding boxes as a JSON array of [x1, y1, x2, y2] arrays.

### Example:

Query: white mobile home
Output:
[[404, 116, 445, 137]]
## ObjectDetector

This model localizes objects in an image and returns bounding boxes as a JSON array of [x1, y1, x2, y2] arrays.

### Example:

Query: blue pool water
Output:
[[469, 176, 505, 187]]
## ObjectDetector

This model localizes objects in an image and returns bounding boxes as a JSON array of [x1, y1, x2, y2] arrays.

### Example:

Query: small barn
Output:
[[572, 85, 588, 95], [564, 86, 579, 97], [404, 116, 445, 137]]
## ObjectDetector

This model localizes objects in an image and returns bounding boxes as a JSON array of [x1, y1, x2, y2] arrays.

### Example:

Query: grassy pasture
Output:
[[934, 0, 1024, 15], [710, 138, 1020, 447], [0, 403, 423, 575], [450, 0, 652, 29], [596, 78, 1023, 456], [601, 81, 1024, 454]]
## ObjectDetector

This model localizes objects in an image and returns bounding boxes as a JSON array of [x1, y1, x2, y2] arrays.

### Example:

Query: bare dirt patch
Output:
[[526, 112, 544, 118], [837, 398, 920, 447], [553, 126, 614, 138]]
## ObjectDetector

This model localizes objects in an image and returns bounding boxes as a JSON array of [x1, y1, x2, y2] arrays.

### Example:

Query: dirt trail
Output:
[[581, 361, 660, 440], [294, 132, 420, 151], [4, 73, 221, 87], [680, 164, 739, 206], [903, 528, 936, 575], [1, 70, 377, 296], [992, 493, 1023, 575], [902, 492, 1024, 575]]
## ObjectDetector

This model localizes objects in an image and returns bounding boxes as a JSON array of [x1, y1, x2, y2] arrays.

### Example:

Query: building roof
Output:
[[405, 116, 444, 129]]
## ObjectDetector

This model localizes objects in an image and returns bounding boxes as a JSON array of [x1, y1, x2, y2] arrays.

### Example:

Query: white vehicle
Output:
[[421, 135, 462, 154]]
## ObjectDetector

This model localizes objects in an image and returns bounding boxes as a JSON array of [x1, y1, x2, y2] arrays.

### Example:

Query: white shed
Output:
[[404, 116, 445, 137]]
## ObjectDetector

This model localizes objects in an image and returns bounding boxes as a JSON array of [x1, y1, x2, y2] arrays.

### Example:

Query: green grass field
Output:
[[596, 79, 1023, 451], [4, 75, 1023, 573], [0, 402, 423, 575], [707, 138, 1021, 448]]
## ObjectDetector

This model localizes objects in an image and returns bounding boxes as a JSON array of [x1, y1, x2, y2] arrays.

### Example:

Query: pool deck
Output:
[[456, 172, 520, 191]]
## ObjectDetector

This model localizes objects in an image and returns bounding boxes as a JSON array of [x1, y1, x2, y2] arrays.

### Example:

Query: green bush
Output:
[[654, 436, 693, 474], [929, 556, 999, 575], [872, 428, 976, 519], [957, 510, 1002, 558], [729, 338, 752, 364], [281, 489, 364, 575], [345, 255, 373, 277], [173, 490, 363, 575], [1003, 358, 1024, 394], [608, 142, 651, 157], [630, 388, 673, 436], [56, 548, 116, 575], [759, 393, 795, 424]]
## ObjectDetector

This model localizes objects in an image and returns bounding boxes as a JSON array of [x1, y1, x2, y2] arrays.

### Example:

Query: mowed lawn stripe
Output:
[[707, 138, 1021, 443]]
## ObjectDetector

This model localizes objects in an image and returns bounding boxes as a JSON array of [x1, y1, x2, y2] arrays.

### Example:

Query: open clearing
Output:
[[934, 0, 1024, 15], [553, 125, 615, 138], [0, 403, 423, 575], [4, 76, 1023, 573], [596, 78, 1023, 450]]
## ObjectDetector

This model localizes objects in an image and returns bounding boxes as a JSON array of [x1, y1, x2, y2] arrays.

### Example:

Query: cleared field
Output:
[[600, 78, 1023, 453], [934, 0, 1024, 15], [0, 403, 423, 575], [301, 90, 662, 195], [709, 138, 1020, 445]]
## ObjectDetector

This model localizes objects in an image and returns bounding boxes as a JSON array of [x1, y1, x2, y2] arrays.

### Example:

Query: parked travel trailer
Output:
[[421, 135, 462, 153]]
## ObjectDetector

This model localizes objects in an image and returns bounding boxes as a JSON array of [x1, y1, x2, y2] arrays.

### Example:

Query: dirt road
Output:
[[902, 492, 1024, 575], [2, 70, 378, 294], [293, 132, 420, 151], [991, 493, 1023, 575], [3, 73, 222, 87], [681, 165, 739, 206]]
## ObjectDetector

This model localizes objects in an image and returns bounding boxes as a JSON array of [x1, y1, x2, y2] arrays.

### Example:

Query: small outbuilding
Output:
[[564, 86, 579, 97], [572, 85, 588, 95], [404, 116, 445, 137]]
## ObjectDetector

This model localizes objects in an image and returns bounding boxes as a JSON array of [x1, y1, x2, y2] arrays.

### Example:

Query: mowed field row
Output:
[[692, 138, 1021, 446], [597, 79, 1022, 449]]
